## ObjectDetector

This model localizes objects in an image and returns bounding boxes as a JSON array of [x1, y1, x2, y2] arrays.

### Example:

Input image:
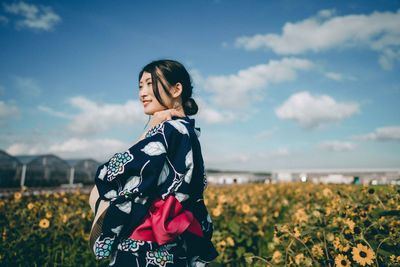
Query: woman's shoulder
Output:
[[145, 116, 193, 139]]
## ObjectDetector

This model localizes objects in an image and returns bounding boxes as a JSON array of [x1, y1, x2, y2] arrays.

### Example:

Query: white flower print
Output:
[[157, 162, 170, 186], [175, 192, 189, 202], [116, 201, 132, 214], [167, 120, 189, 135], [141, 141, 166, 156], [123, 176, 142, 191], [98, 165, 107, 180], [104, 190, 117, 199], [134, 196, 148, 205], [194, 127, 201, 137], [111, 225, 123, 235], [184, 149, 193, 183]]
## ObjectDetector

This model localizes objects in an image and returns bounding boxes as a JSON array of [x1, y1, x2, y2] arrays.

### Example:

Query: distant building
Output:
[[0, 150, 102, 188], [0, 150, 23, 187], [271, 169, 400, 184], [206, 170, 269, 184]]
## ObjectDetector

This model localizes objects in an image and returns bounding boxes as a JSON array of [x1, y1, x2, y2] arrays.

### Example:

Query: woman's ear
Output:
[[171, 82, 183, 98]]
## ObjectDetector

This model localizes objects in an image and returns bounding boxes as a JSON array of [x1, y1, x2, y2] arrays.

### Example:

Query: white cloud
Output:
[[318, 140, 356, 152], [65, 96, 146, 136], [317, 9, 336, 18], [195, 96, 237, 124], [38, 105, 73, 119], [324, 72, 344, 81], [0, 100, 20, 123], [6, 137, 127, 161], [3, 1, 61, 31], [270, 147, 290, 157], [13, 76, 41, 96], [324, 72, 356, 82], [275, 91, 360, 128], [234, 9, 400, 69], [186, 58, 312, 124], [188, 68, 206, 91], [202, 57, 313, 109], [355, 126, 400, 141]]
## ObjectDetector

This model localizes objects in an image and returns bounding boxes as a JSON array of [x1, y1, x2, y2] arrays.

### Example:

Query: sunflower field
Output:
[[0, 182, 399, 266]]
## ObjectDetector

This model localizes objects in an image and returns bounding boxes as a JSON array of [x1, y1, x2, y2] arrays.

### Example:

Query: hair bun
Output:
[[183, 97, 198, 116]]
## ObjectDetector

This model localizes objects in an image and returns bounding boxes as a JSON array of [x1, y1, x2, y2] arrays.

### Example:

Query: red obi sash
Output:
[[129, 194, 204, 245]]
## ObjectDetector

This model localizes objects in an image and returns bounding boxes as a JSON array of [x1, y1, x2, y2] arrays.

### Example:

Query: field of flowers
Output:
[[0, 182, 399, 266]]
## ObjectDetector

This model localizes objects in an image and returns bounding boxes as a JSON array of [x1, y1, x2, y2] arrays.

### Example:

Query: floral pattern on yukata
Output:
[[94, 236, 115, 259], [117, 238, 146, 253], [146, 245, 175, 267], [145, 123, 164, 138], [107, 151, 134, 181]]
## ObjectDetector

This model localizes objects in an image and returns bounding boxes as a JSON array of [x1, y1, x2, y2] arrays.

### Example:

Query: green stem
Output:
[[322, 230, 332, 267], [248, 255, 274, 266], [287, 231, 316, 264], [285, 239, 294, 266]]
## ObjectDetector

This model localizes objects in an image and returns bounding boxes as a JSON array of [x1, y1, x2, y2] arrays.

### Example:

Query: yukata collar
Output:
[[170, 115, 201, 135]]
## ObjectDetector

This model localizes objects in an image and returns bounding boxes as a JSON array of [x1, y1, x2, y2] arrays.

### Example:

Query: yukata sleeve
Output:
[[92, 120, 191, 260]]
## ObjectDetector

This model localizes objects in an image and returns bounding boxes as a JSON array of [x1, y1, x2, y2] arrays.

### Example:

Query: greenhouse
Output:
[[0, 150, 23, 187]]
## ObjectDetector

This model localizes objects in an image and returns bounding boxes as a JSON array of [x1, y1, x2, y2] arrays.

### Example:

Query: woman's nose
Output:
[[139, 88, 147, 98]]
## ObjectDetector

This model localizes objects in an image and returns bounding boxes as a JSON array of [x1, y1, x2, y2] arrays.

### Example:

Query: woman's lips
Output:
[[143, 100, 151, 106]]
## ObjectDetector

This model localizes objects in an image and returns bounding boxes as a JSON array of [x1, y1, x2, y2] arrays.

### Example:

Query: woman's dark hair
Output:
[[138, 59, 198, 116]]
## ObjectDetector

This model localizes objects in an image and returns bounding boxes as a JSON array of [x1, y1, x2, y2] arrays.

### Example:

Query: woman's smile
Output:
[[143, 100, 151, 106]]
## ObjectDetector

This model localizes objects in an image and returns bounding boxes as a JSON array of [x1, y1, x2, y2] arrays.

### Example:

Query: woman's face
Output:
[[139, 71, 174, 115]]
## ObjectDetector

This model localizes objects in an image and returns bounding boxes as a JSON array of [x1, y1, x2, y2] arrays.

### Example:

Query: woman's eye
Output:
[[147, 82, 152, 86]]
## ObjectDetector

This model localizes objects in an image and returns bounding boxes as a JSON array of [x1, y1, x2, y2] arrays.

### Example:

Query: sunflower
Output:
[[294, 253, 304, 265], [61, 214, 68, 224], [294, 208, 309, 223], [216, 240, 226, 251], [14, 192, 22, 201], [39, 218, 50, 229], [293, 226, 301, 238], [311, 244, 324, 259], [241, 204, 251, 213], [343, 218, 355, 234], [322, 188, 333, 197], [27, 203, 34, 210], [326, 233, 335, 242], [272, 251, 282, 264], [333, 237, 350, 252], [226, 236, 235, 247], [217, 194, 227, 204], [212, 207, 222, 217], [334, 254, 351, 267], [351, 243, 376, 266], [45, 211, 52, 219]]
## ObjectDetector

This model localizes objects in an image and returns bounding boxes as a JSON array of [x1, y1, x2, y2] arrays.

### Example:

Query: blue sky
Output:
[[1, 0, 399, 172]]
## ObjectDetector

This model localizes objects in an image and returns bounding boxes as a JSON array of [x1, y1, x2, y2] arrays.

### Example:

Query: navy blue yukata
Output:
[[92, 115, 219, 266]]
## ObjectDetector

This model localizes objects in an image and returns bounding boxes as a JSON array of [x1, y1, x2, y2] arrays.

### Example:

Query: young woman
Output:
[[90, 59, 219, 266]]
